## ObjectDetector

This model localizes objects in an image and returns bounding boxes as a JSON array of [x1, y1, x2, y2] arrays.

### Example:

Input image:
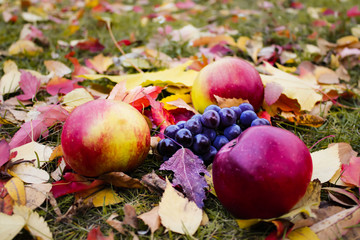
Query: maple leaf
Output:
[[16, 70, 41, 101], [0, 139, 10, 167], [9, 120, 48, 149], [160, 148, 209, 208], [341, 156, 360, 187]]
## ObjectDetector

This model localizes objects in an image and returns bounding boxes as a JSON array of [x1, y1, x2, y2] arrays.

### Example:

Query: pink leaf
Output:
[[347, 5, 360, 17], [16, 70, 41, 101], [264, 82, 283, 105], [9, 120, 48, 149], [341, 156, 360, 187], [51, 172, 105, 198], [175, 0, 195, 9], [46, 77, 75, 95], [0, 139, 10, 167], [160, 148, 209, 208], [36, 104, 70, 127]]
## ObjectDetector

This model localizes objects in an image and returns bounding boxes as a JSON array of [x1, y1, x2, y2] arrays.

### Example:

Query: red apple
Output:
[[61, 99, 150, 177], [191, 57, 264, 113], [212, 126, 313, 219]]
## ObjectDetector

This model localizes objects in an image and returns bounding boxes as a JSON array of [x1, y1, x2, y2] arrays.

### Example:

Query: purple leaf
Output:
[[0, 139, 10, 167], [9, 120, 48, 149], [16, 70, 41, 101], [160, 148, 209, 208]]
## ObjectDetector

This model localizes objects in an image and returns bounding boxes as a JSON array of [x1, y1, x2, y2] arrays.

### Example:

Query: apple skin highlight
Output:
[[191, 57, 264, 113], [212, 126, 313, 219], [61, 99, 150, 177]]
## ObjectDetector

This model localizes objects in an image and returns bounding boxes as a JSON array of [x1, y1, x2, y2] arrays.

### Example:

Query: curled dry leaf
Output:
[[138, 206, 161, 234], [99, 172, 143, 189], [141, 171, 167, 194], [158, 179, 203, 236], [25, 183, 52, 210], [123, 204, 138, 229], [106, 213, 126, 235]]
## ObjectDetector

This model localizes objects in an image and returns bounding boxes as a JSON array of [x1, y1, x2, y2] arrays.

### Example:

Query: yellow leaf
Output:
[[8, 40, 43, 56], [260, 62, 322, 111], [44, 60, 72, 77], [138, 206, 161, 234], [336, 35, 358, 47], [85, 0, 99, 7], [62, 88, 94, 107], [80, 61, 199, 90], [311, 144, 342, 183], [87, 53, 114, 74], [275, 63, 297, 73], [13, 205, 53, 240], [0, 60, 21, 94], [9, 163, 50, 184], [236, 219, 261, 229], [0, 213, 26, 240], [75, 187, 123, 207], [11, 141, 52, 168], [160, 94, 192, 110], [158, 179, 203, 235], [236, 36, 250, 52], [287, 227, 320, 240], [5, 177, 26, 206]]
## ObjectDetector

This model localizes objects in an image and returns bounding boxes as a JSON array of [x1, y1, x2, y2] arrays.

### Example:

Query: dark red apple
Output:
[[212, 126, 313, 219]]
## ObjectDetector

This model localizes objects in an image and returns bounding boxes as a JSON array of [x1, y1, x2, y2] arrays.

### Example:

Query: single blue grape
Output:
[[230, 106, 242, 120], [201, 110, 220, 129], [202, 127, 217, 142], [201, 146, 218, 165], [251, 118, 271, 127], [175, 128, 193, 148], [224, 124, 242, 140], [192, 134, 211, 155], [157, 138, 178, 157], [204, 104, 221, 112], [239, 103, 255, 112], [191, 114, 202, 122], [176, 120, 186, 129], [240, 110, 258, 127], [218, 107, 237, 128], [213, 135, 229, 151], [185, 119, 203, 135], [164, 125, 180, 139]]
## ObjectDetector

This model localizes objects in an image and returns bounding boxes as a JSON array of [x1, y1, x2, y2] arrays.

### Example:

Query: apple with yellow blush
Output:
[[191, 57, 264, 113], [61, 99, 151, 177]]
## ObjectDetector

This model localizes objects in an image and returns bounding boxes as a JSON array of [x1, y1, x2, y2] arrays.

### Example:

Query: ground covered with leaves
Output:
[[0, 0, 360, 239]]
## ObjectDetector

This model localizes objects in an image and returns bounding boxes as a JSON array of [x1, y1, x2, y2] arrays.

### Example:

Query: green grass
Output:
[[1, 0, 360, 239]]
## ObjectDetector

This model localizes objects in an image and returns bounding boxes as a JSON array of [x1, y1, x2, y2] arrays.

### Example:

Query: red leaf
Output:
[[168, 108, 194, 123], [347, 5, 360, 17], [87, 227, 114, 240], [9, 120, 48, 149], [65, 51, 93, 82], [160, 148, 209, 208], [16, 70, 41, 101], [36, 104, 70, 127], [0, 139, 10, 167], [145, 94, 175, 132], [341, 157, 360, 187], [76, 38, 105, 53], [46, 76, 75, 95], [51, 172, 105, 198]]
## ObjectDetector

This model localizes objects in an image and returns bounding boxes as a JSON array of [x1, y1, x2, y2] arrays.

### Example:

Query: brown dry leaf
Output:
[[98, 172, 143, 189], [8, 39, 43, 56], [123, 204, 138, 229], [13, 205, 53, 240], [106, 213, 127, 235], [0, 213, 26, 240], [214, 95, 248, 108], [4, 177, 26, 206], [141, 171, 166, 194], [25, 183, 52, 210], [138, 206, 161, 234], [311, 144, 342, 183], [260, 62, 322, 111], [75, 186, 123, 208], [336, 65, 351, 82], [286, 113, 325, 128], [158, 179, 203, 235], [44, 60, 71, 77], [310, 101, 333, 118], [310, 205, 360, 240]]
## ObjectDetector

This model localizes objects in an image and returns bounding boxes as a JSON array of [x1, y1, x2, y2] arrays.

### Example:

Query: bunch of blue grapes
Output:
[[157, 103, 270, 165]]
